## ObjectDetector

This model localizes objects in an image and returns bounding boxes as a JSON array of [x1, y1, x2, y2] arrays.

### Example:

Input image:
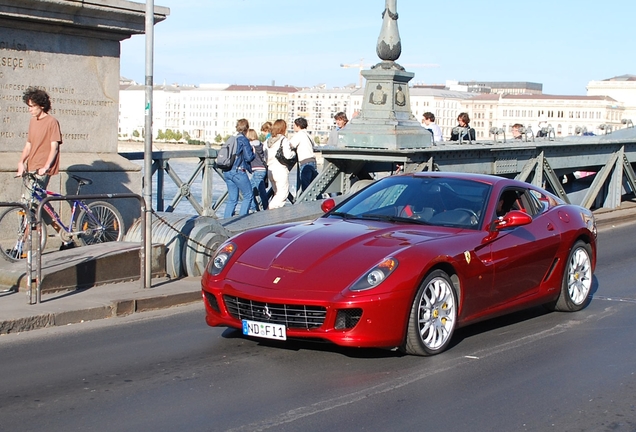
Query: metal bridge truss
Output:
[[121, 137, 636, 215], [303, 139, 636, 210]]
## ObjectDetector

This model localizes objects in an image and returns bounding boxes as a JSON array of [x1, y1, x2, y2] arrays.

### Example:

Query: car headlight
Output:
[[206, 242, 237, 276], [349, 257, 398, 291]]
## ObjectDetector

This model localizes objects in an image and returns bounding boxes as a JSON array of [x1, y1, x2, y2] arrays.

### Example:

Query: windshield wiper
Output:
[[357, 214, 430, 225], [329, 211, 352, 219]]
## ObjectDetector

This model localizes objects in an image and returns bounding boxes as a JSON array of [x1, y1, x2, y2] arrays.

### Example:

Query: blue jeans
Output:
[[299, 161, 318, 192], [250, 169, 268, 211], [223, 169, 254, 218]]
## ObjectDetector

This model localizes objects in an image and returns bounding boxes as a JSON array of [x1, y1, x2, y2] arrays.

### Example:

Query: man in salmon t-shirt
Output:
[[17, 87, 62, 188]]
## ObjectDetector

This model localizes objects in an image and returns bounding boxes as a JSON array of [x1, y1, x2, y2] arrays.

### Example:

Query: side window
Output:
[[497, 188, 544, 218], [518, 190, 540, 216], [527, 189, 549, 214], [496, 189, 521, 217]]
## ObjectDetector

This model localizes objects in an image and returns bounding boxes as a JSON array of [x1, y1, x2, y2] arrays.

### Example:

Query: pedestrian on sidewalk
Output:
[[261, 121, 272, 141], [266, 119, 294, 209], [247, 128, 268, 211], [327, 111, 348, 145], [223, 118, 255, 218], [289, 117, 318, 193], [422, 112, 443, 143]]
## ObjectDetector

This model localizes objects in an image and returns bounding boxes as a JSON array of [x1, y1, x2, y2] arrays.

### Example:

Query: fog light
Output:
[[334, 309, 363, 330]]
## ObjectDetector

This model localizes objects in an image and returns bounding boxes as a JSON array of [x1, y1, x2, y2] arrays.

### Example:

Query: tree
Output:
[[214, 134, 223, 143], [132, 130, 140, 138], [156, 129, 165, 140], [314, 136, 321, 145]]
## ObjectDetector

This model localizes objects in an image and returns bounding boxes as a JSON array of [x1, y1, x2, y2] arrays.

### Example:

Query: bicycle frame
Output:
[[25, 176, 103, 237]]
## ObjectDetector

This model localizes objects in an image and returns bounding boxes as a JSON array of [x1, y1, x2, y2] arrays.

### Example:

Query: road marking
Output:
[[226, 310, 614, 432], [593, 295, 636, 304]]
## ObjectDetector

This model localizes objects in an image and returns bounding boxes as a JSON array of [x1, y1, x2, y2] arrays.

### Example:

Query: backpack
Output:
[[216, 135, 238, 171]]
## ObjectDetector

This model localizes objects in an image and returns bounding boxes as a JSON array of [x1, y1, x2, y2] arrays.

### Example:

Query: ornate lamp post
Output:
[[376, 0, 402, 66], [336, 0, 432, 150]]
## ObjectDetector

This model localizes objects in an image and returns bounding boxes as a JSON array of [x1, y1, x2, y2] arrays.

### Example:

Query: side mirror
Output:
[[321, 198, 336, 213], [491, 210, 533, 231]]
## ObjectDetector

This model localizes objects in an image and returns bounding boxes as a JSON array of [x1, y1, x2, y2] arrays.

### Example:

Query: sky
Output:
[[120, 0, 634, 96]]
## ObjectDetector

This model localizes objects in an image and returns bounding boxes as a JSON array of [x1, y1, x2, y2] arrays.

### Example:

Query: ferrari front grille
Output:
[[223, 295, 327, 329]]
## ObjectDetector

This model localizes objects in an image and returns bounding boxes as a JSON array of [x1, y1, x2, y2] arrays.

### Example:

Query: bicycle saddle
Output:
[[71, 175, 93, 186]]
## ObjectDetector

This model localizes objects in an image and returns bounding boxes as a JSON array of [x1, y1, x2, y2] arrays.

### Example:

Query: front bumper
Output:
[[201, 279, 413, 349]]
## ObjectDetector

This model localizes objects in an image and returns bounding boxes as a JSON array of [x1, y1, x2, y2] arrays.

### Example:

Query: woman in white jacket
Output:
[[266, 119, 294, 209]]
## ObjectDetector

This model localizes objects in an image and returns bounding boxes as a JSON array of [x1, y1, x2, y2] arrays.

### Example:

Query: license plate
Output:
[[242, 319, 287, 341]]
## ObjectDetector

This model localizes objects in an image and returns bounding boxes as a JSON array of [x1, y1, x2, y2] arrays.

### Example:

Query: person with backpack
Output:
[[223, 118, 255, 218]]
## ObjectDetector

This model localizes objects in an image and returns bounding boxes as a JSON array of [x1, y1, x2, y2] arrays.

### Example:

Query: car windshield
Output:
[[329, 176, 491, 229]]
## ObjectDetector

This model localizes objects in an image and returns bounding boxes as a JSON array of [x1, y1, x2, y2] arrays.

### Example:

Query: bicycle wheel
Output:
[[0, 207, 47, 262], [75, 201, 125, 246]]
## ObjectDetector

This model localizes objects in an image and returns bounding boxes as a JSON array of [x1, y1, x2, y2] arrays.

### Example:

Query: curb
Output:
[[0, 289, 201, 335]]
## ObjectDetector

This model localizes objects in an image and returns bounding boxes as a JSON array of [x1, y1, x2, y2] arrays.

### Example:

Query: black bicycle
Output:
[[0, 172, 124, 262]]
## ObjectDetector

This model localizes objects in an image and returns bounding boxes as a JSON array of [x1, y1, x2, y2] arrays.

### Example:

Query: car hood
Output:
[[227, 219, 455, 293]]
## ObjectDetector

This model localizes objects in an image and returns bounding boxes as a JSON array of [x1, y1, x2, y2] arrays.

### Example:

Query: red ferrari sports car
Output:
[[201, 172, 597, 356]]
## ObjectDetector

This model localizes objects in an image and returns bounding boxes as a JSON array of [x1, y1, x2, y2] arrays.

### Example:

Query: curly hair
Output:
[[22, 87, 51, 113]]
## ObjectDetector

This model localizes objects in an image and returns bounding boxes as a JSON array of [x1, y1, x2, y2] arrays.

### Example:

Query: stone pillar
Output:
[[338, 0, 432, 150], [0, 0, 169, 228]]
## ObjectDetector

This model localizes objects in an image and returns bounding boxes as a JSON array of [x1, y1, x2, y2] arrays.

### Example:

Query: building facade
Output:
[[462, 93, 626, 139], [119, 76, 633, 144], [288, 85, 357, 143], [587, 75, 636, 124], [119, 81, 299, 142]]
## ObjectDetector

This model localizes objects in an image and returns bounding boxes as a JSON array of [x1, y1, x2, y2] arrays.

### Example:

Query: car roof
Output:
[[410, 171, 508, 186]]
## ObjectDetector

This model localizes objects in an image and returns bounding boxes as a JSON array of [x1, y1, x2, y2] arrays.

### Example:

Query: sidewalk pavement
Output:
[[0, 276, 202, 334], [1, 201, 635, 335]]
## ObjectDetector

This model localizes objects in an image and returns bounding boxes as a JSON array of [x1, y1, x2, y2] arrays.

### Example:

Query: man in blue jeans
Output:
[[223, 118, 255, 218], [289, 117, 318, 193]]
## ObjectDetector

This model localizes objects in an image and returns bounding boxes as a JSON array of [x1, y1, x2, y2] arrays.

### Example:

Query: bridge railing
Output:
[[119, 145, 299, 217], [120, 146, 227, 217]]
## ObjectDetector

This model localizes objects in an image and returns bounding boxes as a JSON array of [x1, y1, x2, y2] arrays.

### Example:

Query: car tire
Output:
[[547, 240, 593, 312], [401, 269, 458, 356]]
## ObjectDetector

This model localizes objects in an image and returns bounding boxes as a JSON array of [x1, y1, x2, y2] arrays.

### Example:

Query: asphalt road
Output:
[[1, 223, 635, 432]]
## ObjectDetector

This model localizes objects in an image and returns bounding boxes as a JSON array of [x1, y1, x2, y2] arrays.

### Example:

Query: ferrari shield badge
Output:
[[464, 250, 471, 264]]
